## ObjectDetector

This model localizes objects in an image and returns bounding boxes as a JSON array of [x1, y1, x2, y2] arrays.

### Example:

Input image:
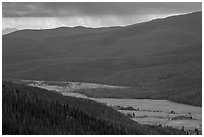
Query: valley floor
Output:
[[19, 79, 202, 134]]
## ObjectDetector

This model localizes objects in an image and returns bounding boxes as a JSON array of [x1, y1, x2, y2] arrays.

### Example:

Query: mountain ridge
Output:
[[3, 11, 202, 106]]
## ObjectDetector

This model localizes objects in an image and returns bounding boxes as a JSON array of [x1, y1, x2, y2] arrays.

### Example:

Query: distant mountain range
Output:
[[3, 12, 202, 106], [3, 26, 122, 40]]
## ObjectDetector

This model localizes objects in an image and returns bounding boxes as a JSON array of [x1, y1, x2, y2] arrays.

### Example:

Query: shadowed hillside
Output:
[[3, 12, 202, 106]]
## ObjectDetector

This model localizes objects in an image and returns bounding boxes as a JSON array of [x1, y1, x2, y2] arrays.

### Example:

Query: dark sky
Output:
[[2, 2, 202, 29]]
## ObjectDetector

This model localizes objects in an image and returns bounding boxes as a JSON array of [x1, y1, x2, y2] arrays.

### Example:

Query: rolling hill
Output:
[[2, 11, 202, 106]]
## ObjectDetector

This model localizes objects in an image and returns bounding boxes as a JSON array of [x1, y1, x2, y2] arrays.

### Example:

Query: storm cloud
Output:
[[3, 2, 201, 17], [2, 2, 202, 29]]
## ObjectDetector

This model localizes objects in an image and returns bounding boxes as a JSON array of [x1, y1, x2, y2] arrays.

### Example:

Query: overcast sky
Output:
[[2, 2, 202, 30]]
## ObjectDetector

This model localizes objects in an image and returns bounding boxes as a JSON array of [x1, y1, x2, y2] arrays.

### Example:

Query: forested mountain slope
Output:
[[2, 81, 185, 135]]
